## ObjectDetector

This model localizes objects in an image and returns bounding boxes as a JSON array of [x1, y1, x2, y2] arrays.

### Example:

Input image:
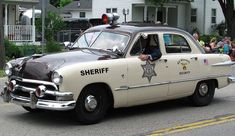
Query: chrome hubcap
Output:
[[199, 83, 209, 96], [85, 95, 98, 112]]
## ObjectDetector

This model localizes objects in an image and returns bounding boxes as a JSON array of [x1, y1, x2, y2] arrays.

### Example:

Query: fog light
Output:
[[7, 80, 16, 92], [35, 85, 46, 98]]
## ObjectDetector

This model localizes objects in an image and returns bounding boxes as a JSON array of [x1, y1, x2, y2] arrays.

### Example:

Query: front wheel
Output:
[[73, 85, 109, 124], [189, 80, 215, 106]]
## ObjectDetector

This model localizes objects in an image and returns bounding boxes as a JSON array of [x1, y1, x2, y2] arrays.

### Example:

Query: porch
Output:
[[2, 0, 39, 43], [132, 0, 190, 29], [7, 25, 34, 42]]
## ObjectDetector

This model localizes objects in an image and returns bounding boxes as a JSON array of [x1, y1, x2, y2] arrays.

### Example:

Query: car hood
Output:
[[13, 48, 118, 81]]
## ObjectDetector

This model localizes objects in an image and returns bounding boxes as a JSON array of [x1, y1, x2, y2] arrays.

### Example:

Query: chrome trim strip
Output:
[[212, 61, 235, 66], [10, 76, 58, 90], [115, 75, 230, 91], [10, 94, 76, 111]]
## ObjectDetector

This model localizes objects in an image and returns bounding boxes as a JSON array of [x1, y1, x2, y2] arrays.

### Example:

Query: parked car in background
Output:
[[1, 13, 235, 124]]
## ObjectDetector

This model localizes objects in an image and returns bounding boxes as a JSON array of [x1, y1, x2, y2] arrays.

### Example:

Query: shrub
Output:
[[4, 39, 21, 59], [18, 45, 42, 56], [200, 35, 222, 43], [45, 41, 62, 53]]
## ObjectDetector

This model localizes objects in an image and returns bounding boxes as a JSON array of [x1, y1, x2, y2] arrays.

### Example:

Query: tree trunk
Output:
[[226, 15, 235, 40], [0, 2, 6, 69], [218, 0, 235, 39]]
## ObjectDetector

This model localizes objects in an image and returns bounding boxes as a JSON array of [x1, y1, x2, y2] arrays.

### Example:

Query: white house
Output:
[[2, 0, 39, 43], [190, 0, 225, 35], [61, 0, 225, 35]]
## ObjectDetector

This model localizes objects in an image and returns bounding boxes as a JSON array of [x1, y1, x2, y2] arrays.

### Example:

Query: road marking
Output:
[[148, 114, 235, 136]]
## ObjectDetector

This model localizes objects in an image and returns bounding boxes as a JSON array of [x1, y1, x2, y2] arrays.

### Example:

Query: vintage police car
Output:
[[1, 13, 235, 124]]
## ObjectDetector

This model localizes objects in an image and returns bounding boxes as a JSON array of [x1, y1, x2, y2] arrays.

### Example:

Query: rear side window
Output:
[[164, 34, 191, 53]]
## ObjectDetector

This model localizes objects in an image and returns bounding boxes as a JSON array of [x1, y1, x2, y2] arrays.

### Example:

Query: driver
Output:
[[139, 35, 162, 61]]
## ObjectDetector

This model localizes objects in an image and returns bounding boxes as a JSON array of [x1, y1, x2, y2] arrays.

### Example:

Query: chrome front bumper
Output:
[[1, 86, 76, 111]]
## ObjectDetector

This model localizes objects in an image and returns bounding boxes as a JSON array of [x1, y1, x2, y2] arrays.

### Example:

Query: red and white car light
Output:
[[35, 85, 46, 98], [102, 13, 120, 26]]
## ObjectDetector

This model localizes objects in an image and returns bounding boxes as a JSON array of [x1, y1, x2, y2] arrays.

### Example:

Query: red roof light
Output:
[[102, 14, 109, 24]]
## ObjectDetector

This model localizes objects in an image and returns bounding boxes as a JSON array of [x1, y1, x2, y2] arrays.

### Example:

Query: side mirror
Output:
[[64, 41, 73, 49], [64, 41, 71, 47]]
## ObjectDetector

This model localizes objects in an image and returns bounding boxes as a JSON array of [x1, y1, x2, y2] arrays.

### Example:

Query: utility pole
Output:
[[0, 1, 6, 69], [41, 0, 46, 53]]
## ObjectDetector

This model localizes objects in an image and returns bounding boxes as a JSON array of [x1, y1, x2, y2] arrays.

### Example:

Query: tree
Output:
[[218, 0, 235, 39], [50, 0, 72, 8], [36, 12, 66, 41], [60, 0, 72, 7]]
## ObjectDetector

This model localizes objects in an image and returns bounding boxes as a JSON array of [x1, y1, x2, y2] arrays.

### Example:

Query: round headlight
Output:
[[4, 63, 12, 76], [51, 71, 63, 85]]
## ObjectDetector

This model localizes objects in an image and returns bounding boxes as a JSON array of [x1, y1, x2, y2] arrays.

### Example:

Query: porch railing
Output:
[[7, 25, 33, 42]]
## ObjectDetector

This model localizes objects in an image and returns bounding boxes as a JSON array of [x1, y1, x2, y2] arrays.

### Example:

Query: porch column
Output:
[[155, 7, 158, 23], [4, 4, 8, 38], [144, 5, 147, 22], [32, 5, 35, 42], [165, 7, 168, 24]]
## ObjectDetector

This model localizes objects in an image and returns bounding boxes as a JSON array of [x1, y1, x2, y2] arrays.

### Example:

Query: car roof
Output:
[[86, 23, 187, 35]]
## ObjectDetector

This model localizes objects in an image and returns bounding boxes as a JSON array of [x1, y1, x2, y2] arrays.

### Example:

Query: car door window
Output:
[[164, 34, 191, 53], [130, 34, 160, 56]]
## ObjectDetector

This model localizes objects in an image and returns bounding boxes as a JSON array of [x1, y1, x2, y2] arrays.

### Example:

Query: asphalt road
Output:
[[0, 66, 235, 136]]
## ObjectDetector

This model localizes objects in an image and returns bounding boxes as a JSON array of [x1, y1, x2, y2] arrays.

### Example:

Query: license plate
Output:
[[2, 87, 11, 102], [30, 92, 38, 109]]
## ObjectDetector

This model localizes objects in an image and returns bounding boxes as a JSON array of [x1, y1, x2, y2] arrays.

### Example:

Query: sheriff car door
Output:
[[163, 33, 200, 97], [125, 33, 169, 106]]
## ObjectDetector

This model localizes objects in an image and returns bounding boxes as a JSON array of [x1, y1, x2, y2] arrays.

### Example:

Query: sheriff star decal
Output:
[[141, 61, 157, 82]]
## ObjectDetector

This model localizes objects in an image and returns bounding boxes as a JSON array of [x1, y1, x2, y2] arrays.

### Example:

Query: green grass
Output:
[[0, 69, 4, 78]]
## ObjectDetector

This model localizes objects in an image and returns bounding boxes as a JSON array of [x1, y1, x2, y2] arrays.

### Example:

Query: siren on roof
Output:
[[102, 13, 119, 26]]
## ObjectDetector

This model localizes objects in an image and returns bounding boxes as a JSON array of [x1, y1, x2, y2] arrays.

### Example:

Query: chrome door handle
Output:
[[190, 57, 198, 60], [160, 59, 167, 62]]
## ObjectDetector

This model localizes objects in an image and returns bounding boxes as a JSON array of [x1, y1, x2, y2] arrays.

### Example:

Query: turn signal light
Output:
[[7, 80, 16, 92], [35, 85, 46, 98]]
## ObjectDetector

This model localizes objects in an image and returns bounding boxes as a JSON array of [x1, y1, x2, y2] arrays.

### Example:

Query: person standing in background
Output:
[[193, 32, 210, 52]]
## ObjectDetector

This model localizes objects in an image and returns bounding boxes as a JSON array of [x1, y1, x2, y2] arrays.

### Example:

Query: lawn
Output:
[[0, 69, 4, 77]]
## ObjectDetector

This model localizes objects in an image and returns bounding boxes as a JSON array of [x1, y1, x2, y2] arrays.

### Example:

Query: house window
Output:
[[106, 8, 117, 13], [106, 8, 111, 13], [211, 9, 216, 24], [191, 8, 197, 23], [80, 12, 86, 18], [112, 8, 117, 13]]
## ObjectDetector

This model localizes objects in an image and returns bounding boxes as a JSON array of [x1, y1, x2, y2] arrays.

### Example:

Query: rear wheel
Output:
[[73, 85, 109, 124], [189, 80, 215, 106]]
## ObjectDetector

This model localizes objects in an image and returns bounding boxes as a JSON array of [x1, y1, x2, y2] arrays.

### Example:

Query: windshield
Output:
[[72, 31, 129, 53]]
